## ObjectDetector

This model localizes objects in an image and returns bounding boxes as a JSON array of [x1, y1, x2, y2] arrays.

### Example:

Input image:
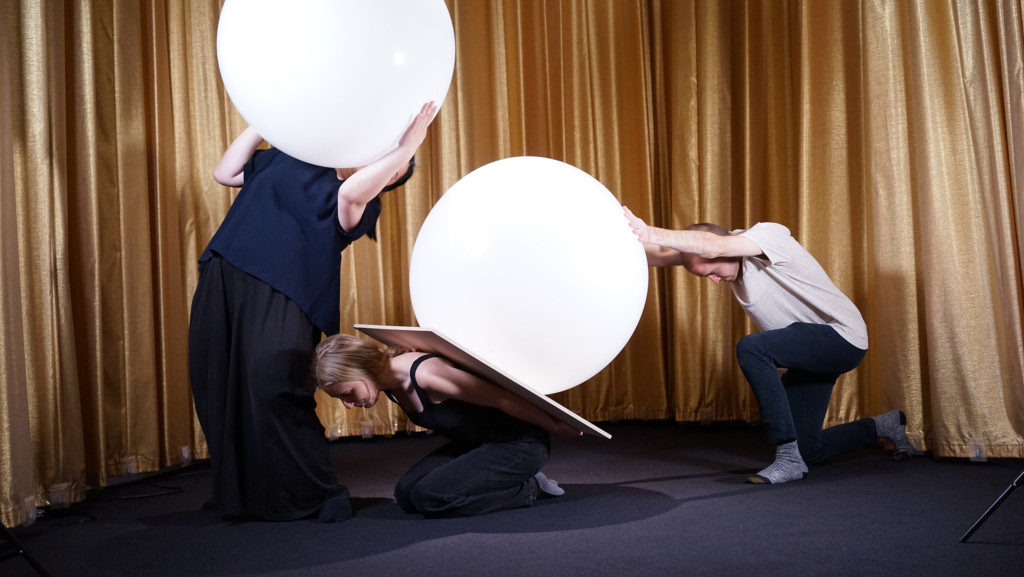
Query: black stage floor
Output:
[[5, 421, 1023, 577]]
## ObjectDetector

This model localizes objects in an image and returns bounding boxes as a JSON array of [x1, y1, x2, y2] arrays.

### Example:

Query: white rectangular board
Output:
[[354, 324, 612, 439]]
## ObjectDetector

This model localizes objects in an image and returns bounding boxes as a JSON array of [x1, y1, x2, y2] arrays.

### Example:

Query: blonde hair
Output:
[[311, 334, 403, 390]]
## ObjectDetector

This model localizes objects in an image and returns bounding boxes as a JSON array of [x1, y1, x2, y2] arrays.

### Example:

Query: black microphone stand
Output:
[[960, 468, 1024, 542]]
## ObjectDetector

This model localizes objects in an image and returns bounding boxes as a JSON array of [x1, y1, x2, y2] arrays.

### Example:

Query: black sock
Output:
[[319, 494, 354, 523]]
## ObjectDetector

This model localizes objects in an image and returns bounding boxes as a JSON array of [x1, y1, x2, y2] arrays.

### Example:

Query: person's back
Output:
[[731, 222, 867, 350]]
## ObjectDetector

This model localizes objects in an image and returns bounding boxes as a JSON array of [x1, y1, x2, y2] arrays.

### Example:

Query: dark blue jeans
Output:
[[736, 322, 875, 464], [394, 430, 550, 518]]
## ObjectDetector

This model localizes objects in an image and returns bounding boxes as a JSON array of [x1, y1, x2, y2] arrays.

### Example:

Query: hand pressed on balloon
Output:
[[398, 101, 440, 153], [216, 0, 454, 167], [335, 102, 439, 232], [622, 206, 651, 243]]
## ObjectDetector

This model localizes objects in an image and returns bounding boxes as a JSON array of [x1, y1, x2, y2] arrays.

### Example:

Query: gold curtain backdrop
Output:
[[2, 0, 1022, 528]]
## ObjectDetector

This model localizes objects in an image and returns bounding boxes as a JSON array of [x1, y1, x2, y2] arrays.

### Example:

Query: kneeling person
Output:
[[623, 207, 914, 484], [312, 334, 574, 517]]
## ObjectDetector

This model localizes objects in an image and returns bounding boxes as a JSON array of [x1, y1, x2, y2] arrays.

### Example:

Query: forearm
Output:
[[213, 126, 262, 186], [494, 392, 564, 433], [337, 144, 415, 205], [645, 228, 724, 259], [644, 242, 685, 267], [336, 146, 413, 232], [424, 360, 574, 434], [337, 101, 436, 227], [624, 206, 752, 259]]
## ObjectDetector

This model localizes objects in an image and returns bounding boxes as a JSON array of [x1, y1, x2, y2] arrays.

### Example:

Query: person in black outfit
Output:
[[311, 333, 579, 518], [188, 102, 438, 522]]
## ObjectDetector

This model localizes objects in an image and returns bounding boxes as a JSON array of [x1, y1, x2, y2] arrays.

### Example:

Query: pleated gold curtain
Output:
[[2, 0, 1023, 529]]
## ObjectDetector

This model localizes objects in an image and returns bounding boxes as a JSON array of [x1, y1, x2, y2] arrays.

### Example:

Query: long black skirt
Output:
[[188, 256, 347, 520]]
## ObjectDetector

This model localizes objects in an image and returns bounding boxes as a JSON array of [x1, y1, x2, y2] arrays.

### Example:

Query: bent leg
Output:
[[398, 433, 550, 518], [736, 323, 866, 448], [783, 370, 874, 464], [394, 442, 463, 514]]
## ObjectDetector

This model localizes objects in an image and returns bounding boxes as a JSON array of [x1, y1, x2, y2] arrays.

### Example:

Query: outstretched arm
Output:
[[622, 206, 762, 260], [417, 360, 581, 438], [641, 242, 688, 267], [213, 126, 263, 187], [337, 101, 439, 232]]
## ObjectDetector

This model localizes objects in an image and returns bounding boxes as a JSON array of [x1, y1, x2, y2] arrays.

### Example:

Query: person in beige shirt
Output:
[[624, 208, 912, 484]]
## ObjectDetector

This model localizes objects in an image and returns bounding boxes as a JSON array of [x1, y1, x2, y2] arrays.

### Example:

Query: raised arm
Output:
[[417, 360, 581, 438], [336, 101, 439, 232], [623, 206, 762, 259], [213, 126, 263, 187]]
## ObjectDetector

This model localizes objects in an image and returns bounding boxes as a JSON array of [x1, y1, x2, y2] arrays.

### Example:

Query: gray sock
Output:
[[534, 471, 565, 496], [748, 440, 808, 484], [871, 409, 913, 460]]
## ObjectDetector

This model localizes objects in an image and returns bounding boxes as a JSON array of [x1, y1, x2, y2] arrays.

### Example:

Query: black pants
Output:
[[394, 428, 550, 518], [188, 256, 347, 520]]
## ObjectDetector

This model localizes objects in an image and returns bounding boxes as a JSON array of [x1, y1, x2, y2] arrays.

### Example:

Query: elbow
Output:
[[212, 166, 229, 185], [212, 167, 242, 187]]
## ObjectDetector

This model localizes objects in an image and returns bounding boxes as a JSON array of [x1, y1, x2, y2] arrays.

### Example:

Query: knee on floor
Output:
[[407, 482, 460, 517]]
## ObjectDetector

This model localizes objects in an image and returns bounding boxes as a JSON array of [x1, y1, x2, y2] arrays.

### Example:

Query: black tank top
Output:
[[393, 354, 540, 443]]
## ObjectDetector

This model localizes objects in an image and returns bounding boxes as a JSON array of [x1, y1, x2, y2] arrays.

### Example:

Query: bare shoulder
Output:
[[393, 351, 442, 370], [396, 352, 456, 381]]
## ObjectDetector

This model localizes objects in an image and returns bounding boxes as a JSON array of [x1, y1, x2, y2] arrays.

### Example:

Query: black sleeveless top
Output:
[[391, 354, 541, 444], [198, 147, 381, 335]]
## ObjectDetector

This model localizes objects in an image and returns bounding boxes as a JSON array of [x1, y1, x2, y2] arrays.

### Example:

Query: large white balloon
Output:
[[216, 0, 454, 168], [410, 157, 649, 394]]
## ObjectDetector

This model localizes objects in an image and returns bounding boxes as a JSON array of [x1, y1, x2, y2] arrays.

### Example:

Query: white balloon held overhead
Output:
[[409, 157, 649, 395], [216, 0, 454, 168]]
